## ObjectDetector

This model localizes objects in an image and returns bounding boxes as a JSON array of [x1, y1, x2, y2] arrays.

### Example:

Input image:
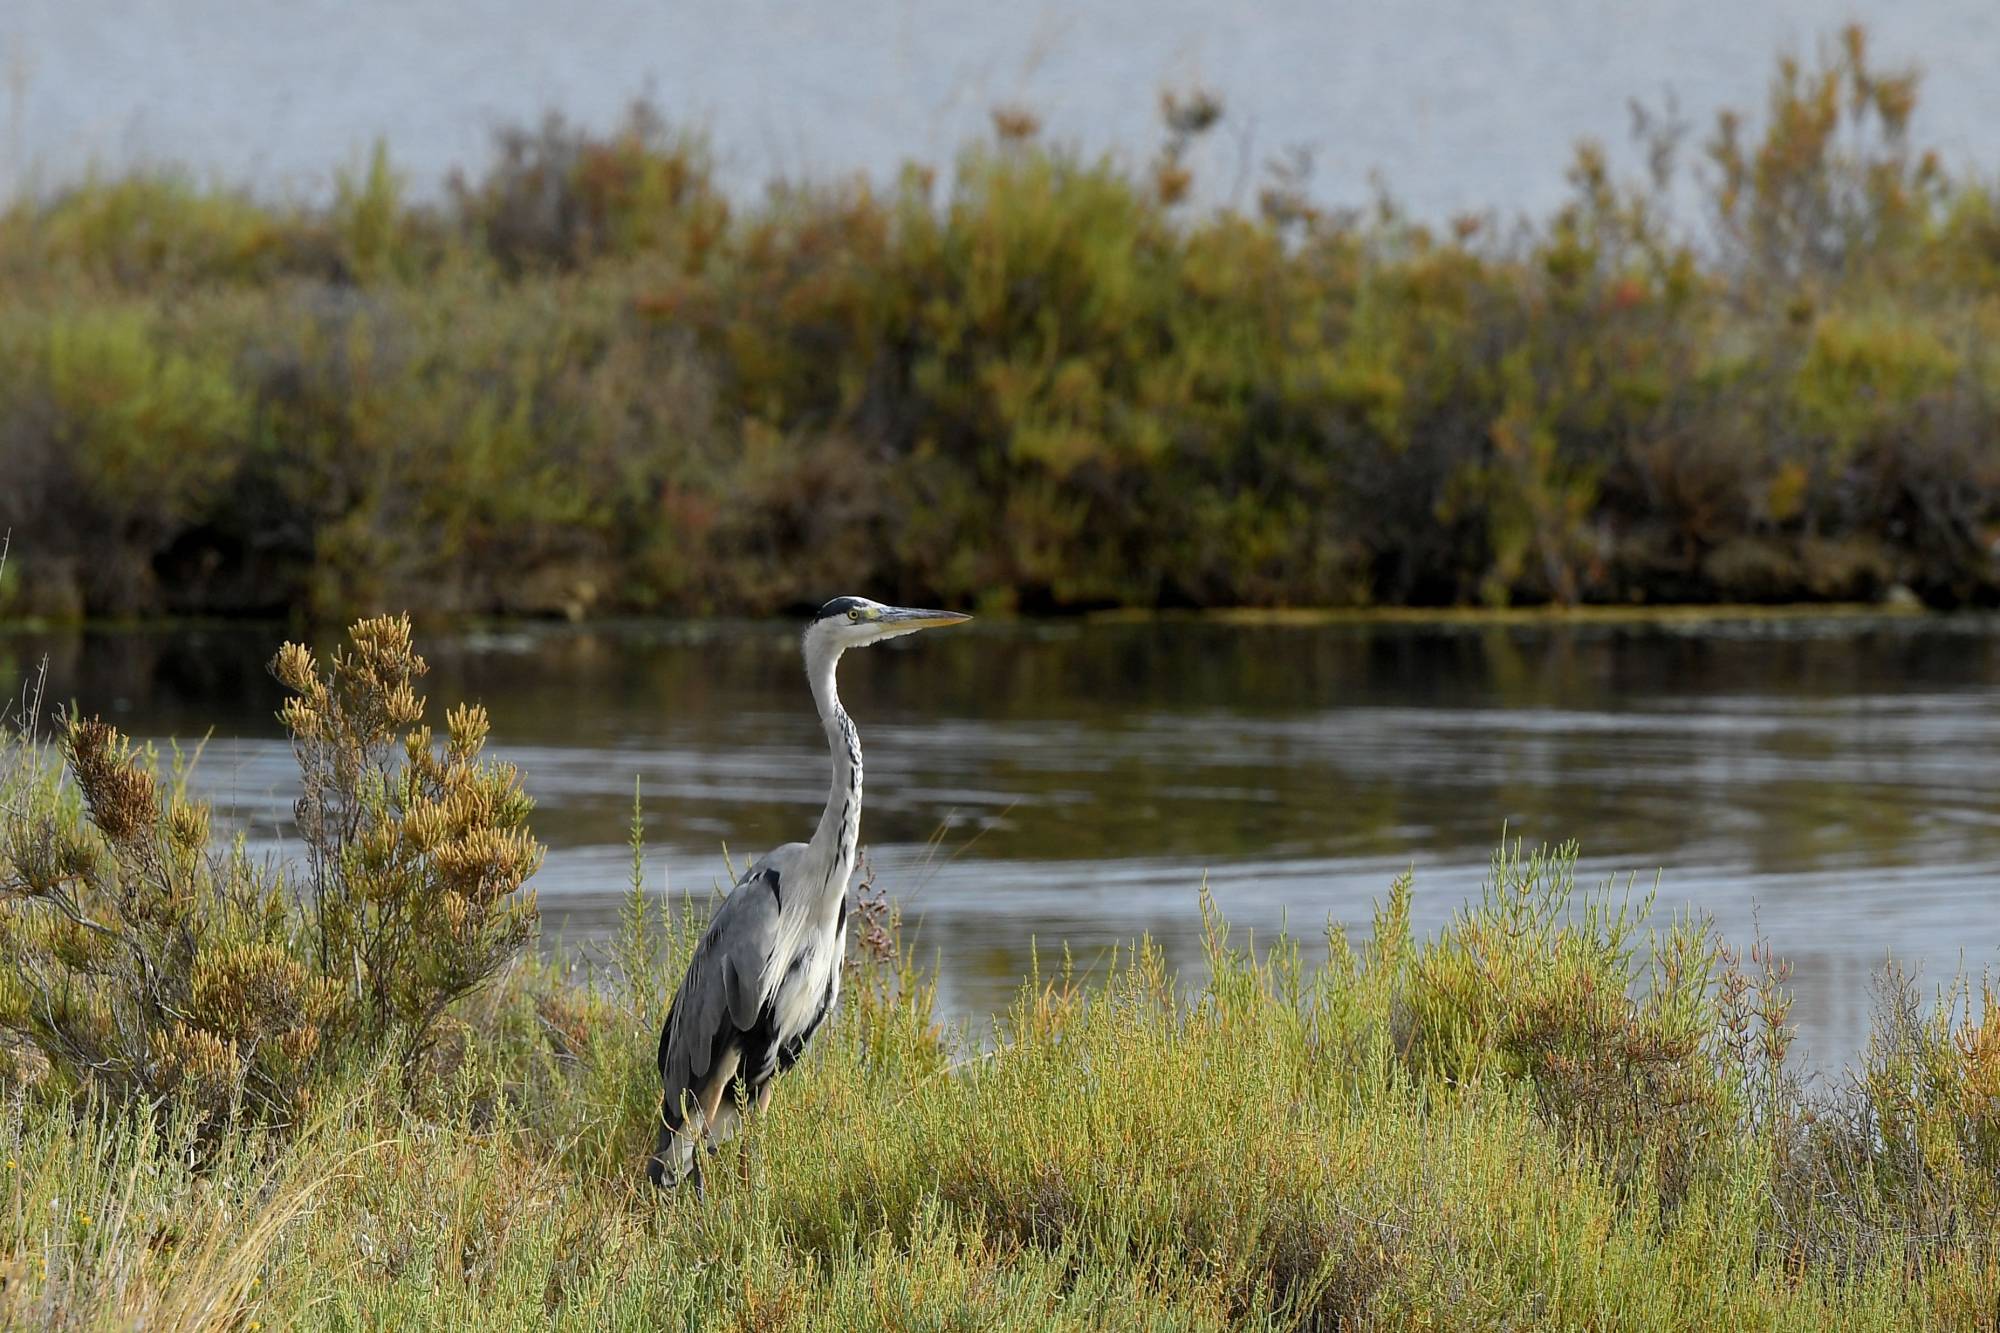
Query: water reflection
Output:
[[5, 613, 1997, 1068]]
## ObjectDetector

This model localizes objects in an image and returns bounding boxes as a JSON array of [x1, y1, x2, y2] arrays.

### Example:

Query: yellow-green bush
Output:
[[0, 716, 335, 1130], [0, 615, 541, 1132], [273, 614, 542, 1056], [2, 173, 295, 288]]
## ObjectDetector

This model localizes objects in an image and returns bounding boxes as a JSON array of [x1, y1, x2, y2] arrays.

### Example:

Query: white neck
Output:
[[803, 633, 862, 915]]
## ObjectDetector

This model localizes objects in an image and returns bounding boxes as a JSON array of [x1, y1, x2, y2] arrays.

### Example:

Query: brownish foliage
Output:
[[0, 718, 336, 1130], [276, 614, 542, 1061]]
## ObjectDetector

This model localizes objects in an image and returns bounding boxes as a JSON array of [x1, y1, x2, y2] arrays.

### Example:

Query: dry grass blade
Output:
[[143, 1140, 392, 1333]]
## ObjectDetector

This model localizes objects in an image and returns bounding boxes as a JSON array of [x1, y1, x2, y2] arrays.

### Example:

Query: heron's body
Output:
[[648, 597, 967, 1190]]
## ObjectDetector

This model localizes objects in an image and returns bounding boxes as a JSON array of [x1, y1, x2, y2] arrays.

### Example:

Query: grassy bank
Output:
[[4, 620, 2000, 1329], [7, 851, 2000, 1329], [3, 26, 1998, 622]]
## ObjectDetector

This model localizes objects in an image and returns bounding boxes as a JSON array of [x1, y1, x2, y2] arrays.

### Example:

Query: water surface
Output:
[[6, 613, 1998, 1069], [8, 2, 2000, 219]]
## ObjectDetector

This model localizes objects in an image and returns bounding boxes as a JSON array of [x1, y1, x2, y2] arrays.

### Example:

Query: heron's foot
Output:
[[644, 1143, 705, 1197]]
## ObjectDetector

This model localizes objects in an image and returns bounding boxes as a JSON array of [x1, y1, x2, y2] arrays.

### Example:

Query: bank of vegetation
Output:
[[0, 26, 1995, 622], [1, 614, 1997, 1329]]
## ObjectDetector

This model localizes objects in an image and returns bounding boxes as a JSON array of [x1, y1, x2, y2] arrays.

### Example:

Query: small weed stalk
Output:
[[610, 775, 660, 1019]]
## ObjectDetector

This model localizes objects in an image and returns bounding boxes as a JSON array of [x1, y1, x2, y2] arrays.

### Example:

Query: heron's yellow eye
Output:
[[848, 608, 862, 622]]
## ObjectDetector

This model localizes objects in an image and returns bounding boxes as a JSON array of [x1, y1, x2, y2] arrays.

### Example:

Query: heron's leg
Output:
[[692, 1048, 741, 1147], [695, 1075, 731, 1148], [728, 1081, 772, 1191], [649, 1087, 702, 1191]]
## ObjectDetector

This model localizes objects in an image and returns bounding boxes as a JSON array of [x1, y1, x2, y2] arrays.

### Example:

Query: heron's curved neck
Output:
[[805, 636, 862, 907]]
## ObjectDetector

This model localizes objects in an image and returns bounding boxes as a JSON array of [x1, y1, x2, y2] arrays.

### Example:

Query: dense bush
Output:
[[0, 615, 541, 1133], [0, 716, 338, 1128], [1, 25, 1996, 621]]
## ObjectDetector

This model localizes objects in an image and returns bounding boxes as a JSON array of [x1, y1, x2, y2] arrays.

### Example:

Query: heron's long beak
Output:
[[881, 607, 973, 631]]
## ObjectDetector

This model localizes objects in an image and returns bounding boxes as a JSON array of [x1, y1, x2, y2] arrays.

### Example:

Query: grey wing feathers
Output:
[[655, 848, 802, 1089], [745, 842, 808, 884]]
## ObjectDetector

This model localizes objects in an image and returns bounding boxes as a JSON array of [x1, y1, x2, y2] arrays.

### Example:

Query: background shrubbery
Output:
[[2, 26, 1995, 622]]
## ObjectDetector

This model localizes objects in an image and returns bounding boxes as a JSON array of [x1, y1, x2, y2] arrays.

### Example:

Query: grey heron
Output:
[[646, 596, 971, 1191]]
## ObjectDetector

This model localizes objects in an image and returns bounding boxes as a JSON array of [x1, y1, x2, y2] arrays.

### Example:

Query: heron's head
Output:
[[805, 596, 971, 653]]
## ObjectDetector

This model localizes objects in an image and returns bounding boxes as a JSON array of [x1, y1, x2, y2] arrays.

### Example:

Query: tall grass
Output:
[[2, 26, 1996, 622], [4, 804, 1999, 1328]]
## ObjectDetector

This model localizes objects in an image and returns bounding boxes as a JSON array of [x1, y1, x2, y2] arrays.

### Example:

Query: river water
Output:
[[5, 613, 1997, 1070], [6, 2, 2000, 218]]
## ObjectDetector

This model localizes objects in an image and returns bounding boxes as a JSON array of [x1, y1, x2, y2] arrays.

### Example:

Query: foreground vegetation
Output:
[[4, 619, 2000, 1328], [4, 26, 1998, 621]]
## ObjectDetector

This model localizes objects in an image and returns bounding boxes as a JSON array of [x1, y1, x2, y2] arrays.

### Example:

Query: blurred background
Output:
[[7, 2, 2000, 218], [3, 3, 1998, 1068]]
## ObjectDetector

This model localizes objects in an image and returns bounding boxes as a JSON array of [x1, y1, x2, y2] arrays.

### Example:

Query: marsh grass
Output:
[[4, 794, 1999, 1327]]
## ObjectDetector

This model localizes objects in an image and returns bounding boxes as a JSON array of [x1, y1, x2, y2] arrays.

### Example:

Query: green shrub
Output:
[[0, 306, 250, 612], [273, 613, 542, 1058], [0, 615, 541, 1132], [3, 173, 291, 287], [1707, 25, 1943, 292], [1391, 844, 1731, 1207], [447, 100, 728, 275], [1814, 967, 2000, 1262], [0, 718, 336, 1129]]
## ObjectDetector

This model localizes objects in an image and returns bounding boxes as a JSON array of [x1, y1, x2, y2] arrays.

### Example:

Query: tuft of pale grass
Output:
[[0, 1092, 387, 1332]]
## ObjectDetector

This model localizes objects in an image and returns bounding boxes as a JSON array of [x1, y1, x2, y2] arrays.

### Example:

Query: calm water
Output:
[[5, 614, 1998, 1069], [7, 2, 2000, 218]]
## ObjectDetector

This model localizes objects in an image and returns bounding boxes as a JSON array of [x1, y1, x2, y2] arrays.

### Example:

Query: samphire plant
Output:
[[0, 614, 541, 1133], [273, 614, 542, 1056]]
